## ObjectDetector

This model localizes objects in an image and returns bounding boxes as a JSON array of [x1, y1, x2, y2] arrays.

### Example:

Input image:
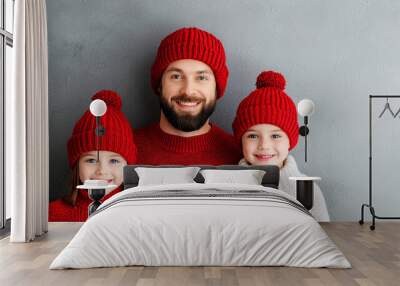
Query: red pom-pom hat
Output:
[[151, 27, 229, 99], [67, 90, 137, 168], [232, 71, 299, 150]]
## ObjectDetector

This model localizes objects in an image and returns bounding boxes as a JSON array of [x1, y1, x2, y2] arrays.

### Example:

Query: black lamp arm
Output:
[[95, 116, 106, 162], [299, 116, 309, 162]]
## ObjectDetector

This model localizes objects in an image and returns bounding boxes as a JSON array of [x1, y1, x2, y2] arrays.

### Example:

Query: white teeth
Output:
[[178, 101, 198, 107]]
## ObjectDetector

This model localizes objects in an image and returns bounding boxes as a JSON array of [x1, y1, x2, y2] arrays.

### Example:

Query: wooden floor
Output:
[[0, 222, 399, 286]]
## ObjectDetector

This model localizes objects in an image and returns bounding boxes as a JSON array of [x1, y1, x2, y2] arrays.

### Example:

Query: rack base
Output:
[[359, 203, 400, 230]]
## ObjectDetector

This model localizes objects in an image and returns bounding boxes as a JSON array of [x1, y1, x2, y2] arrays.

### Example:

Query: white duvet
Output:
[[50, 183, 350, 269]]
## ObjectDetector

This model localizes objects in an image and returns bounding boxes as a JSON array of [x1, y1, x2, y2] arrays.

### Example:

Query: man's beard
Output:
[[159, 94, 216, 132]]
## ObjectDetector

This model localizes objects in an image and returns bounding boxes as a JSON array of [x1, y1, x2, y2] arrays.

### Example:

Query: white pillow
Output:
[[200, 169, 266, 185], [135, 167, 200, 186]]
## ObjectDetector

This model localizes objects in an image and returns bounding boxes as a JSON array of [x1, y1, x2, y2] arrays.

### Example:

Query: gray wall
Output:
[[47, 0, 400, 221]]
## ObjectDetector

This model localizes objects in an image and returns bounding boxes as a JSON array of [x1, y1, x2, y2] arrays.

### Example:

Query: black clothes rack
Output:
[[359, 95, 400, 230]]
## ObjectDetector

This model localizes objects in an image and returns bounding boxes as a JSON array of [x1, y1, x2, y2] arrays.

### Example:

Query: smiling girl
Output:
[[49, 90, 137, 222], [233, 71, 330, 221], [78, 150, 126, 188]]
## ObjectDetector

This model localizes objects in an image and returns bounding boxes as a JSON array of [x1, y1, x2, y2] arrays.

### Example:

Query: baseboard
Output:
[[0, 218, 11, 239]]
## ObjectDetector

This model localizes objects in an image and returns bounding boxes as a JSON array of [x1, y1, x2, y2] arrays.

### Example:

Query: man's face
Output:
[[159, 59, 217, 132]]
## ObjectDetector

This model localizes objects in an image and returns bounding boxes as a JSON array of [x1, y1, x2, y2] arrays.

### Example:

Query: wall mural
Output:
[[49, 27, 328, 223]]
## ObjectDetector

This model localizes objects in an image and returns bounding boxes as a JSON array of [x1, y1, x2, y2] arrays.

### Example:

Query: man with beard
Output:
[[134, 27, 241, 165]]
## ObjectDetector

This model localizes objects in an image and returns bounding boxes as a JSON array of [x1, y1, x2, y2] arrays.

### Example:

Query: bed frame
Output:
[[123, 165, 280, 189]]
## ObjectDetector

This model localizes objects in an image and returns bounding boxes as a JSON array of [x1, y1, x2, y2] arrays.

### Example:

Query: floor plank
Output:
[[0, 222, 399, 286]]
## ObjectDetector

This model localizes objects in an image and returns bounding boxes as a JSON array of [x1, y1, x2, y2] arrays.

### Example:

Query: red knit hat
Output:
[[232, 71, 299, 150], [67, 90, 137, 168], [151, 27, 229, 99]]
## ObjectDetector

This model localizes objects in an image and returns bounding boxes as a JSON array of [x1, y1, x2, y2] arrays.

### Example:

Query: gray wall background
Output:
[[47, 0, 400, 221]]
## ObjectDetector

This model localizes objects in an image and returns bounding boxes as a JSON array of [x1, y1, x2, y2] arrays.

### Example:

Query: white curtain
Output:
[[7, 0, 49, 242]]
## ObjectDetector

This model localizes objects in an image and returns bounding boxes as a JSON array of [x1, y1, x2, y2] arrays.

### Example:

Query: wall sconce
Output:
[[297, 99, 315, 162], [76, 99, 113, 216]]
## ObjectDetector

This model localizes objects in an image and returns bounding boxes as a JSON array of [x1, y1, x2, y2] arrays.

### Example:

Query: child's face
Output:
[[78, 150, 127, 193], [241, 124, 290, 168]]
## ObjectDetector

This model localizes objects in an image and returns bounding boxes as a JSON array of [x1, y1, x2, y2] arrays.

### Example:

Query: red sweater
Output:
[[135, 123, 242, 165], [49, 186, 123, 222]]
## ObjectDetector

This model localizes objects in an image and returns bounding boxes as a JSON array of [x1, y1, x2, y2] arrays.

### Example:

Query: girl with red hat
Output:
[[49, 90, 137, 222], [232, 71, 330, 221]]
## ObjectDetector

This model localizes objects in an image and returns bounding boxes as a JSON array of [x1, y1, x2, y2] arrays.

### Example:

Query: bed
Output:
[[50, 165, 350, 269]]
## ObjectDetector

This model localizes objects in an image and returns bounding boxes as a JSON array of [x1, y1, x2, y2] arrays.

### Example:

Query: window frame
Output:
[[0, 0, 13, 234]]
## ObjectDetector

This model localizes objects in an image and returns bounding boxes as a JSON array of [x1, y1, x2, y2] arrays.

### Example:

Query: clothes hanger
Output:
[[378, 97, 395, 118], [394, 106, 400, 118]]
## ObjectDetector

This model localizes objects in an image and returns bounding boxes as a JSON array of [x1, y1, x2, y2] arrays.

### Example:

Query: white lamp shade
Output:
[[89, 99, 107, 117], [297, 99, 315, 117]]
